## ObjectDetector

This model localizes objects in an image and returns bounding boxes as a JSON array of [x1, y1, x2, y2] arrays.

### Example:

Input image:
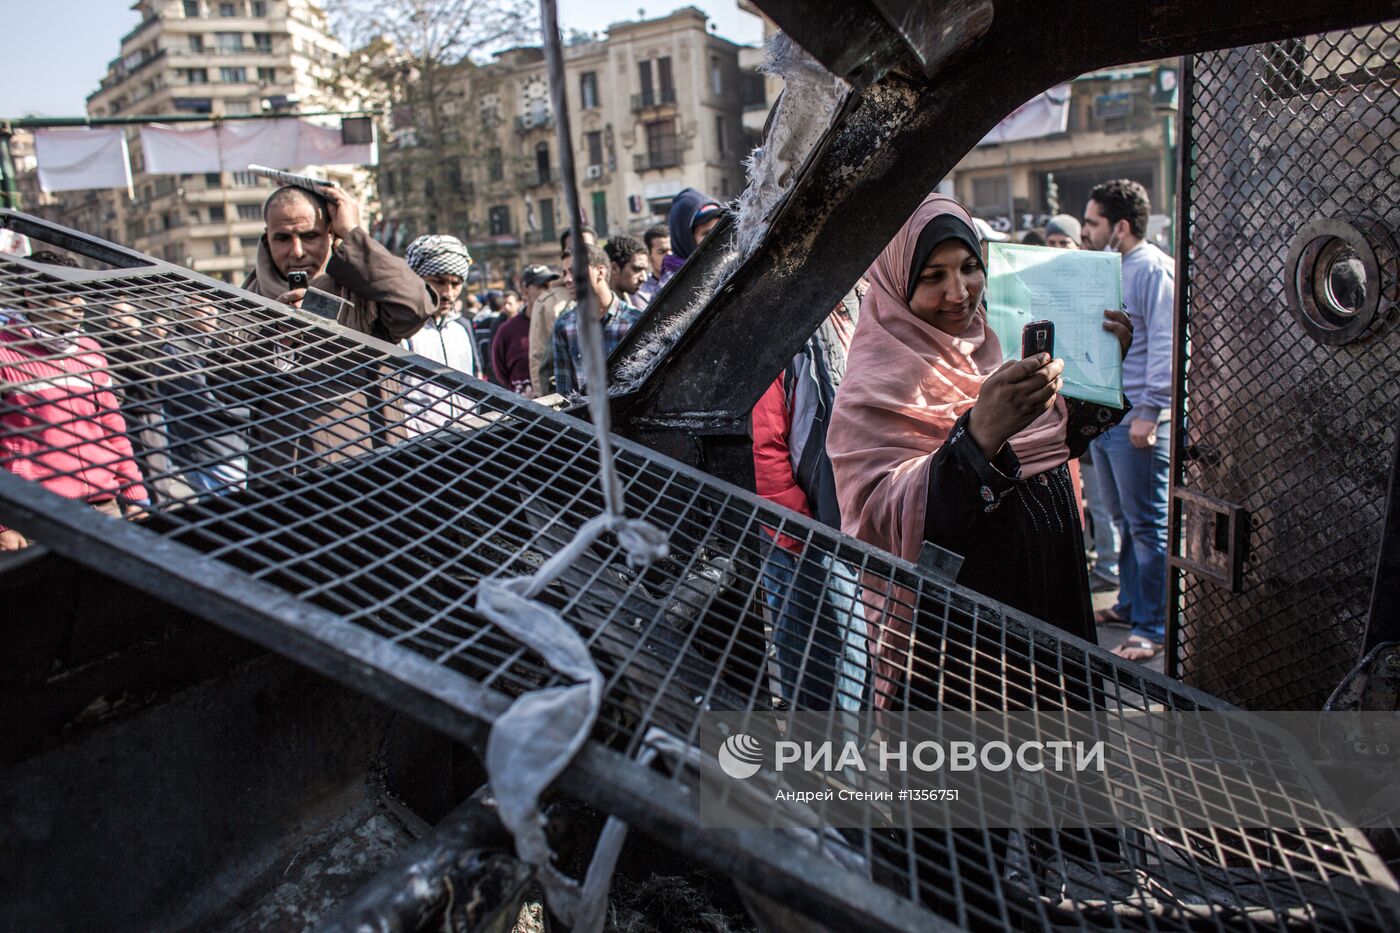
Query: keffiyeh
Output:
[[405, 235, 473, 278]]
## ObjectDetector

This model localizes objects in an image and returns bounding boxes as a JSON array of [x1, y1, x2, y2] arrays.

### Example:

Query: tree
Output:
[[326, 0, 538, 242]]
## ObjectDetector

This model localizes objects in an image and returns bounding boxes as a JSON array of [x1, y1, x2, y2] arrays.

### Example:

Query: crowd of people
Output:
[[1, 175, 1175, 708], [750, 179, 1175, 713]]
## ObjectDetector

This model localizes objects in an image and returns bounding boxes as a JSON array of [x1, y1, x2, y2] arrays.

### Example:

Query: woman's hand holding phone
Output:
[[967, 354, 1064, 460]]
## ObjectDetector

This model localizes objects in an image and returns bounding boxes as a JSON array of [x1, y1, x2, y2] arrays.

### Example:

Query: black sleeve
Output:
[[923, 411, 1022, 547], [1063, 395, 1130, 459]]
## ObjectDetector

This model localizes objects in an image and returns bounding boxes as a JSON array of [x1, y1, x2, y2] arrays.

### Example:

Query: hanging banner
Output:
[[977, 84, 1072, 146], [140, 119, 376, 174], [33, 128, 134, 195]]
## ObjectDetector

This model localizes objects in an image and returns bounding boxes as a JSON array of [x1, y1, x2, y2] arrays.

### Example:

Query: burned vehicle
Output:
[[6, 1, 1400, 931]]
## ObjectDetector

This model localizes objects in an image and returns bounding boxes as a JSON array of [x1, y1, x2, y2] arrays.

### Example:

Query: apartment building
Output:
[[52, 0, 370, 282], [950, 63, 1179, 242], [376, 6, 763, 279]]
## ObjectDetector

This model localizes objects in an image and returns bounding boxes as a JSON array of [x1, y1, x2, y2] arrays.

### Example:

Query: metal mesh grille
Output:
[[1171, 23, 1400, 710], [2, 230, 1397, 931]]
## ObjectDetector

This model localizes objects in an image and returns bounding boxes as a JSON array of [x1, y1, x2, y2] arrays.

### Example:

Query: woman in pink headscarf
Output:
[[827, 195, 1131, 708]]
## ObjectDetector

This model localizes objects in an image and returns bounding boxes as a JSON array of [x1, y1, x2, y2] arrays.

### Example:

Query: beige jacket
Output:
[[527, 282, 573, 396]]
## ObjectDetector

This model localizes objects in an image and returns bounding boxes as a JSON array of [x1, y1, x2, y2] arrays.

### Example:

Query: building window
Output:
[[251, 0, 266, 15], [257, 66, 275, 82], [186, 68, 209, 83], [488, 205, 511, 236], [535, 141, 551, 181], [239, 236, 261, 251], [710, 55, 723, 95], [644, 118, 679, 168], [580, 71, 599, 109], [715, 115, 727, 156], [253, 32, 272, 53], [381, 169, 395, 196], [237, 203, 261, 220], [539, 197, 555, 241], [658, 56, 674, 100], [217, 32, 243, 52], [231, 170, 257, 186], [219, 2, 237, 16], [447, 158, 463, 194], [971, 175, 1010, 212], [189, 35, 205, 53], [209, 206, 226, 222], [204, 172, 222, 186], [213, 238, 231, 256], [220, 67, 247, 83], [224, 99, 252, 114], [184, 0, 201, 16], [637, 60, 653, 104], [487, 147, 503, 182], [584, 130, 603, 168], [591, 191, 608, 237]]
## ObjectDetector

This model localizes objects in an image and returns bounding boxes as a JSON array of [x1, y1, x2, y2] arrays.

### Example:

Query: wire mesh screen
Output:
[[1171, 24, 1400, 710], [2, 223, 1398, 931]]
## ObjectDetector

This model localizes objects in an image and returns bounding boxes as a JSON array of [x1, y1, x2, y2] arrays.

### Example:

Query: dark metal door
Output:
[[1169, 23, 1400, 708]]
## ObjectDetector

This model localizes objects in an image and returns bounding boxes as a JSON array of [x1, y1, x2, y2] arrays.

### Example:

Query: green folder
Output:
[[984, 242, 1125, 409]]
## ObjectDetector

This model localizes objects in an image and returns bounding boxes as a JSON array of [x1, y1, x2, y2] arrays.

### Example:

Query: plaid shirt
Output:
[[550, 295, 643, 396]]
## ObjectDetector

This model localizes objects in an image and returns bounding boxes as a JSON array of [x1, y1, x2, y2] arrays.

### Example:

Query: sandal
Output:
[[1111, 636, 1163, 662], [1093, 607, 1127, 625]]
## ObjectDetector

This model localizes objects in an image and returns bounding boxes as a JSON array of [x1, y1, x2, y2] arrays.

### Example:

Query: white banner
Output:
[[978, 84, 1071, 146], [33, 128, 134, 195], [140, 119, 376, 174]]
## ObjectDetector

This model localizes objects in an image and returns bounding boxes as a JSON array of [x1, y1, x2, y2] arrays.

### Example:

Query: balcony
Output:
[[631, 88, 678, 112], [120, 15, 161, 46], [517, 167, 560, 188], [514, 112, 554, 134], [170, 44, 287, 58], [633, 148, 684, 171], [96, 48, 168, 91]]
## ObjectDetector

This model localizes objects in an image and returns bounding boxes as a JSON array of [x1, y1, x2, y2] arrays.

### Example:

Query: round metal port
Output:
[[1284, 218, 1381, 345]]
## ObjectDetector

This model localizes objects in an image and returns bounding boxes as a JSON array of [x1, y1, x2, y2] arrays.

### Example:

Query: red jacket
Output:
[[1, 319, 148, 531], [752, 374, 809, 553]]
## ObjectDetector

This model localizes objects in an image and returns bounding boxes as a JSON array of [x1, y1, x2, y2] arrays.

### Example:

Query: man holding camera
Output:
[[243, 185, 434, 341], [221, 185, 435, 470]]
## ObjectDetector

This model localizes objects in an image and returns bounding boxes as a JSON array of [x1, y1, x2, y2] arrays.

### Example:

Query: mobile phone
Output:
[[286, 270, 310, 289], [1021, 319, 1054, 359]]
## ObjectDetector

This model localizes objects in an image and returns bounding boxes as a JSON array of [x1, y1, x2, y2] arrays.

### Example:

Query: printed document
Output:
[[985, 242, 1125, 408]]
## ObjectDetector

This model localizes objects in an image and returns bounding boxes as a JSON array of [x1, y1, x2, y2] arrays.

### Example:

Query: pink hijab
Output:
[[826, 194, 1069, 706]]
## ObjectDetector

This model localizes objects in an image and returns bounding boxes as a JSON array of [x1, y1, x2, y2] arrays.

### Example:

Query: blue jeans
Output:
[[1094, 422, 1170, 643], [1082, 448, 1121, 578], [761, 546, 868, 711]]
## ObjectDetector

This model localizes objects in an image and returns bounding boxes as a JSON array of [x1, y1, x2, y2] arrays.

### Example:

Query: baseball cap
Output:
[[691, 202, 724, 230], [522, 264, 560, 287], [971, 217, 1009, 242]]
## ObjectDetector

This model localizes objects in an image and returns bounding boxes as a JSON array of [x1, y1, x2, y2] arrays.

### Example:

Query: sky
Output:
[[0, 1, 764, 118]]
